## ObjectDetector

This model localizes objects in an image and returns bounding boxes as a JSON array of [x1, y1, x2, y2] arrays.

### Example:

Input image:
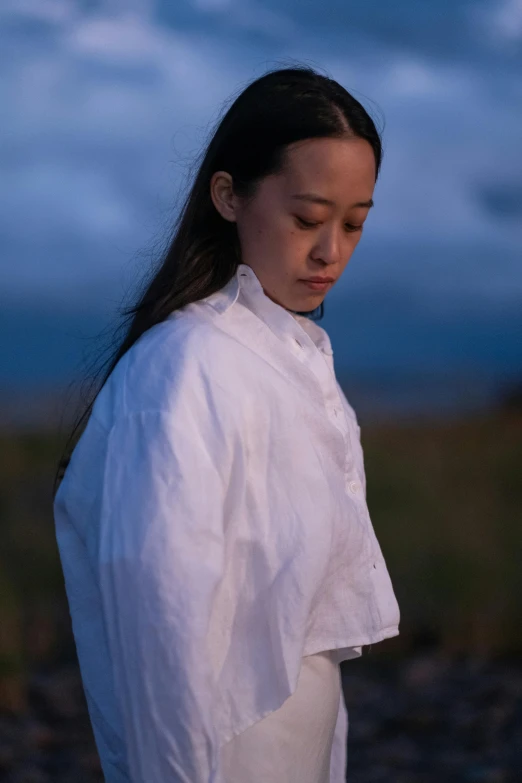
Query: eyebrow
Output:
[[291, 193, 374, 209]]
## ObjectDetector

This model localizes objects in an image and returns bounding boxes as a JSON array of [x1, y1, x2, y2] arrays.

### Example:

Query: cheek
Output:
[[239, 202, 310, 261], [252, 212, 298, 251], [278, 228, 312, 264], [342, 233, 362, 261], [244, 204, 283, 242]]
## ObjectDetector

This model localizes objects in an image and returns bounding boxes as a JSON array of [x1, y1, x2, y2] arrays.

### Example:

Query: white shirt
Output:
[[53, 262, 400, 783]]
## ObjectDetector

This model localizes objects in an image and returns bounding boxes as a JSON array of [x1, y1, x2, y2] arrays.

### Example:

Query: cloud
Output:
[[0, 0, 244, 298], [190, 0, 233, 9], [474, 180, 522, 220], [485, 0, 522, 42], [380, 58, 473, 99], [188, 0, 296, 39], [0, 0, 74, 25], [0, 0, 521, 315], [470, 0, 522, 54]]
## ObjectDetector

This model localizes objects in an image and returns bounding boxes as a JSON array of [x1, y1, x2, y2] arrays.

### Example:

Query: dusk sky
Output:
[[1, 0, 521, 407]]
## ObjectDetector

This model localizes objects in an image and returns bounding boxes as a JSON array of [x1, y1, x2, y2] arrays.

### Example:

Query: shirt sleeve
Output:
[[97, 408, 229, 783]]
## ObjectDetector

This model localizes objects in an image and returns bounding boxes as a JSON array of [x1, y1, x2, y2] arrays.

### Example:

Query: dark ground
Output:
[[342, 650, 522, 782], [1, 649, 521, 783]]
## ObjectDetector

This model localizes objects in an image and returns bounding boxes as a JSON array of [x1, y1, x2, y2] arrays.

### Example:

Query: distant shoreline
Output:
[[1, 372, 519, 432]]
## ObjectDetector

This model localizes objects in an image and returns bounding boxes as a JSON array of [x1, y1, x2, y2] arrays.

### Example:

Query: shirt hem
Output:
[[218, 626, 400, 748], [302, 624, 400, 658]]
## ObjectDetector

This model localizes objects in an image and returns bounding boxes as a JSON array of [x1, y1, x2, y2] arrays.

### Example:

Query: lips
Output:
[[303, 277, 335, 283], [300, 279, 333, 292]]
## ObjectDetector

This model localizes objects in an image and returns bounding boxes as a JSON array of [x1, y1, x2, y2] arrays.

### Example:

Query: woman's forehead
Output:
[[279, 137, 376, 201]]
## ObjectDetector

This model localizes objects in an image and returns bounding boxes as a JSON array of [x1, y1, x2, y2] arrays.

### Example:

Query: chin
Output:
[[303, 291, 326, 304], [292, 297, 324, 313]]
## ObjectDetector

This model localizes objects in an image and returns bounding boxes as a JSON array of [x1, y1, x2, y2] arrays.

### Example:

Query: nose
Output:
[[310, 225, 343, 266]]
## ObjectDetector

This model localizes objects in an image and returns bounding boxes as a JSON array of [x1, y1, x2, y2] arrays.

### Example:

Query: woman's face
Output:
[[211, 136, 376, 312]]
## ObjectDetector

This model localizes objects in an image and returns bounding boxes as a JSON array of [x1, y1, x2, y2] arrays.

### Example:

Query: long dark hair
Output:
[[53, 64, 383, 496]]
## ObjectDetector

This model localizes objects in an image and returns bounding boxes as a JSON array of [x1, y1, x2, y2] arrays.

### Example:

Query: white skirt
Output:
[[220, 650, 342, 783]]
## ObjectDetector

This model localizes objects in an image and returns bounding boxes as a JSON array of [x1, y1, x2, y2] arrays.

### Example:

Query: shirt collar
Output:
[[201, 263, 334, 358]]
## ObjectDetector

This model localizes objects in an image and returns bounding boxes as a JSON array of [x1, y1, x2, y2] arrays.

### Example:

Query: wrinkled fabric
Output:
[[53, 262, 400, 783]]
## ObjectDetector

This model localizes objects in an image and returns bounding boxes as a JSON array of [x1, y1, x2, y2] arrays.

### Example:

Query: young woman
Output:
[[53, 65, 400, 783]]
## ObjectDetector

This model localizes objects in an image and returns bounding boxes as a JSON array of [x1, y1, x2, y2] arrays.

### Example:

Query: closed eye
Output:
[[295, 216, 319, 229], [295, 216, 363, 233]]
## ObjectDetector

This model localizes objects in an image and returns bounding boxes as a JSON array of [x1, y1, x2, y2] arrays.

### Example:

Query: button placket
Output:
[[330, 399, 356, 483], [336, 399, 365, 497], [301, 344, 357, 484]]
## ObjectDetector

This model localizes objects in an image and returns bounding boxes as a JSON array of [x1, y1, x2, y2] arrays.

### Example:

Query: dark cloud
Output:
[[475, 181, 522, 219], [0, 0, 520, 314], [164, 0, 522, 68]]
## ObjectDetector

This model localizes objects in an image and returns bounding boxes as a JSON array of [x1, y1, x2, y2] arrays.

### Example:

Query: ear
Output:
[[210, 171, 238, 223]]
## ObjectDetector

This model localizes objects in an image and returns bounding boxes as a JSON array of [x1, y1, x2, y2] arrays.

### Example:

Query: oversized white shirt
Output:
[[53, 262, 400, 783]]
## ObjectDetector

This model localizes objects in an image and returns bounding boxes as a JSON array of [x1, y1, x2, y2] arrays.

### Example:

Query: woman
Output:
[[53, 65, 400, 783]]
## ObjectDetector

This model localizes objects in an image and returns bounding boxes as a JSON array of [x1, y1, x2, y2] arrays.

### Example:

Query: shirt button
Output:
[[348, 480, 360, 494]]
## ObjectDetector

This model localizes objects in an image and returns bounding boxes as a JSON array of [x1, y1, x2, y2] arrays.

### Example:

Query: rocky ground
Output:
[[1, 650, 521, 782], [343, 650, 522, 782]]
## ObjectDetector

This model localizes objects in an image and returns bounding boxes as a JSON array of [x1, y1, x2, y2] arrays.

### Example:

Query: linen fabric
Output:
[[53, 262, 400, 783], [219, 649, 341, 783]]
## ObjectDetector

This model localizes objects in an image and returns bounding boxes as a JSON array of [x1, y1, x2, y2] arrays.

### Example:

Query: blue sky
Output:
[[1, 0, 521, 406]]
